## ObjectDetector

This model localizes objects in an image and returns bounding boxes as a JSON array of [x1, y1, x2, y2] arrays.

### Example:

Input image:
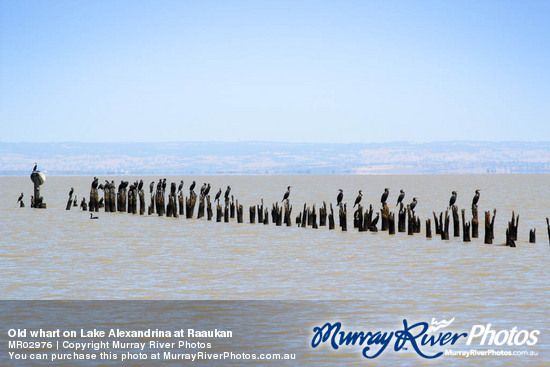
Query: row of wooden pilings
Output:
[[66, 179, 550, 246]]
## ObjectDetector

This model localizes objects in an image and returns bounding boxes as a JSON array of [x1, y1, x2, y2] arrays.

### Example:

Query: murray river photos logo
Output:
[[311, 318, 540, 359]]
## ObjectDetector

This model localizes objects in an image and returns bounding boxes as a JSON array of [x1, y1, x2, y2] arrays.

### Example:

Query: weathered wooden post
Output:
[[546, 218, 550, 245], [381, 204, 389, 231], [296, 212, 302, 225], [66, 193, 73, 210], [339, 203, 347, 231], [185, 192, 196, 219], [139, 189, 145, 215], [426, 218, 432, 238], [398, 203, 406, 232], [197, 195, 205, 219], [407, 207, 414, 236], [356, 205, 364, 232], [364, 205, 373, 231], [109, 185, 116, 213], [230, 196, 235, 219], [257, 199, 264, 223], [89, 188, 99, 212], [103, 185, 110, 213], [249, 206, 256, 224], [263, 208, 269, 225], [433, 212, 443, 235], [236, 200, 243, 223], [216, 204, 222, 222], [506, 228, 516, 247], [508, 212, 519, 241], [484, 210, 496, 244], [319, 202, 327, 226], [461, 209, 471, 242], [178, 193, 184, 216], [224, 203, 229, 223], [529, 228, 536, 243], [388, 212, 395, 235], [206, 196, 213, 220], [311, 204, 318, 229], [471, 205, 479, 238], [441, 211, 450, 240], [301, 204, 308, 228], [328, 204, 335, 230], [452, 206, 460, 237]]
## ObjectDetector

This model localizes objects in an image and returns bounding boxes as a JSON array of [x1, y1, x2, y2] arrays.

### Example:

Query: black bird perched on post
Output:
[[200, 183, 207, 196], [150, 181, 155, 194], [162, 178, 167, 192], [91, 177, 98, 190], [410, 197, 418, 212], [189, 181, 196, 192], [282, 186, 291, 202], [396, 189, 405, 207], [17, 193, 24, 203], [214, 188, 222, 203], [353, 190, 363, 208], [156, 179, 162, 192], [33, 162, 37, 172], [472, 189, 481, 207], [170, 182, 177, 195], [137, 179, 143, 192], [381, 188, 389, 205], [204, 183, 211, 196], [449, 191, 457, 208], [178, 180, 184, 193], [336, 189, 343, 206], [68, 187, 74, 197], [224, 186, 231, 201]]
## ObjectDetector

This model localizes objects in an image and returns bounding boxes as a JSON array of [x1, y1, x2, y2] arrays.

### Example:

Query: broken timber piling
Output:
[[484, 209, 496, 244]]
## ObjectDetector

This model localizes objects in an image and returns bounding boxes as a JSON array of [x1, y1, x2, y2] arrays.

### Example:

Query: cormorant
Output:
[[472, 189, 481, 207], [17, 193, 24, 203], [189, 181, 196, 192], [91, 177, 98, 190], [33, 162, 37, 172], [200, 183, 207, 196], [410, 197, 418, 211], [336, 189, 343, 206], [381, 188, 389, 205], [171, 182, 177, 195], [98, 183, 104, 190], [214, 188, 222, 203], [137, 179, 143, 192], [224, 186, 231, 201], [204, 183, 211, 196], [178, 180, 184, 192], [396, 189, 405, 207], [156, 179, 162, 192], [69, 187, 74, 197], [282, 186, 291, 202], [353, 190, 363, 208], [150, 181, 155, 194], [449, 191, 457, 208], [90, 213, 99, 220], [162, 178, 167, 191]]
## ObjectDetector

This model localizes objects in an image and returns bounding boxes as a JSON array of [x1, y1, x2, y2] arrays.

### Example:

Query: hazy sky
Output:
[[1, 0, 549, 143]]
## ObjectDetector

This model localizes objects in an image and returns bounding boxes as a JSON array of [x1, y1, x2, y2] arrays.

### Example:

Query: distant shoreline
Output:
[[2, 141, 550, 175]]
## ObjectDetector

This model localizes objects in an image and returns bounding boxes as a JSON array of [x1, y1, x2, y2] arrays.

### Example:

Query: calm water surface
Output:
[[0, 175, 548, 365]]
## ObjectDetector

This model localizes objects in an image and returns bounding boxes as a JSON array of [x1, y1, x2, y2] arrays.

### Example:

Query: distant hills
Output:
[[1, 141, 550, 175]]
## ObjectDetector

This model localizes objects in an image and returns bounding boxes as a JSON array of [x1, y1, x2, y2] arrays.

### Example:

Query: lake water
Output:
[[0, 174, 549, 365]]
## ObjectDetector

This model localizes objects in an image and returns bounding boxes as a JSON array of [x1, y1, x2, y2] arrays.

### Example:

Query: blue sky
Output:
[[1, 0, 549, 143]]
